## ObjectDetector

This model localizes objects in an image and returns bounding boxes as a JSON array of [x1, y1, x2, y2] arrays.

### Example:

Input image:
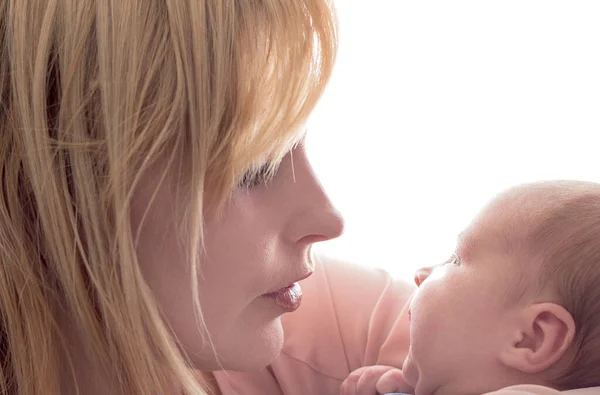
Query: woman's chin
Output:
[[237, 319, 285, 369], [193, 317, 285, 371]]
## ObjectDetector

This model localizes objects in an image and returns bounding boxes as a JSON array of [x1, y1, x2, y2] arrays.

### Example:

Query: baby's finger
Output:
[[376, 369, 414, 395], [340, 366, 371, 395], [355, 366, 396, 395]]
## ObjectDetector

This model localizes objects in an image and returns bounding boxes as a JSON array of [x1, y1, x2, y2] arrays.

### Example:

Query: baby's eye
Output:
[[446, 253, 461, 266]]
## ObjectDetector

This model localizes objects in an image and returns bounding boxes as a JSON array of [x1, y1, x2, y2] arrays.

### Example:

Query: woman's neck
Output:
[[197, 371, 223, 395], [57, 311, 221, 394], [56, 316, 120, 395], [57, 317, 187, 394]]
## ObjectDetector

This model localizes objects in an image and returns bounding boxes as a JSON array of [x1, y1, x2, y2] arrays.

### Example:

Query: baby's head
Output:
[[403, 180, 600, 395]]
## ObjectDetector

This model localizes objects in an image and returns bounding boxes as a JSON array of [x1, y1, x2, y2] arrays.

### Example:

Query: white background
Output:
[[306, 1, 600, 282]]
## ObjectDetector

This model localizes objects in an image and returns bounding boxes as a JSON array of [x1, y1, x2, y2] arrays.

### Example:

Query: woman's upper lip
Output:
[[264, 270, 313, 295], [297, 270, 313, 283]]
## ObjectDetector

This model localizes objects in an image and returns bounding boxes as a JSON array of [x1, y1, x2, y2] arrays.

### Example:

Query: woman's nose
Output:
[[295, 207, 344, 244], [283, 146, 345, 244], [414, 266, 433, 287]]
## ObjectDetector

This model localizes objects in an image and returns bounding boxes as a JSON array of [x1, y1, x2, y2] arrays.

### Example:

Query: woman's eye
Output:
[[238, 163, 276, 189]]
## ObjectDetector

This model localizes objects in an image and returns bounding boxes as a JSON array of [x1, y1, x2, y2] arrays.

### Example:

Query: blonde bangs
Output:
[[192, 0, 338, 206]]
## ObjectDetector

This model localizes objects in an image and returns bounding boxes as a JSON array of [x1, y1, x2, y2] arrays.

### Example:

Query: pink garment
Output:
[[485, 385, 600, 394], [213, 256, 415, 395]]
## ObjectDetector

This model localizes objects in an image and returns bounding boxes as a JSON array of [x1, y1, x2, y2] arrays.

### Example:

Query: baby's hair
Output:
[[511, 181, 600, 389]]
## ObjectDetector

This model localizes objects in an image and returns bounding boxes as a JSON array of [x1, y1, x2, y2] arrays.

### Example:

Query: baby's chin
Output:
[[401, 351, 419, 389], [402, 352, 451, 395]]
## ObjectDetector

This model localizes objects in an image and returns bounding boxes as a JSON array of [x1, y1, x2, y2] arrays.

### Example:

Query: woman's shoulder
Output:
[[214, 255, 416, 395], [299, 254, 414, 347], [279, 254, 415, 378]]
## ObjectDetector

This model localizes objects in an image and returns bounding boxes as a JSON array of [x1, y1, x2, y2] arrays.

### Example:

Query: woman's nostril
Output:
[[298, 234, 329, 244], [290, 208, 345, 245]]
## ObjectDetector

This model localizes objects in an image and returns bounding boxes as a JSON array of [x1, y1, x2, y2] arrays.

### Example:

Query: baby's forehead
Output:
[[456, 226, 513, 261], [462, 182, 595, 258], [458, 195, 539, 258]]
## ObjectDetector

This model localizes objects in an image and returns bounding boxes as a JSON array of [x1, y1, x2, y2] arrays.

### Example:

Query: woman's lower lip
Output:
[[263, 283, 303, 312]]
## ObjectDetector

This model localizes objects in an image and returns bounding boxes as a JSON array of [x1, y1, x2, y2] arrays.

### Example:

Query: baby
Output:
[[341, 180, 600, 395]]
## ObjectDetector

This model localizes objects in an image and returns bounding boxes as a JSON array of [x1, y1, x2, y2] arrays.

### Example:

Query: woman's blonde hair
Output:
[[0, 0, 337, 394]]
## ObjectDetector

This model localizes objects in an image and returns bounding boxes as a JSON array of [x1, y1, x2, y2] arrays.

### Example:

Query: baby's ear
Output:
[[499, 303, 575, 374]]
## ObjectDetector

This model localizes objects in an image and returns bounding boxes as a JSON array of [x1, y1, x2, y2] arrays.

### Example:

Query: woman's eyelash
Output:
[[238, 164, 276, 189]]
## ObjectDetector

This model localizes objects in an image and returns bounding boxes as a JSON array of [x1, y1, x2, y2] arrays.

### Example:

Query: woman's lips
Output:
[[263, 283, 303, 312]]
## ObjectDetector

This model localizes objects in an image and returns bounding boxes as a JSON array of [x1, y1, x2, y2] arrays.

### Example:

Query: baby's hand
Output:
[[340, 365, 414, 395]]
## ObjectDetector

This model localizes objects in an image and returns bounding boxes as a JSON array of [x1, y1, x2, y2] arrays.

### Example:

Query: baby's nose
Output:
[[414, 266, 433, 287]]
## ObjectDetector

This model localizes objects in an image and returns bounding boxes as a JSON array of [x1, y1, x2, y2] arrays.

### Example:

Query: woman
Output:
[[0, 1, 414, 394]]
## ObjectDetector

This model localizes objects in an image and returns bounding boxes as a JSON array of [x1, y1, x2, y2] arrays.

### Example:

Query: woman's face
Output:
[[131, 142, 344, 370]]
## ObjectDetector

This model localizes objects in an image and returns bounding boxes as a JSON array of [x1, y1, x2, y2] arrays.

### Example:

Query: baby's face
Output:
[[402, 201, 526, 395]]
